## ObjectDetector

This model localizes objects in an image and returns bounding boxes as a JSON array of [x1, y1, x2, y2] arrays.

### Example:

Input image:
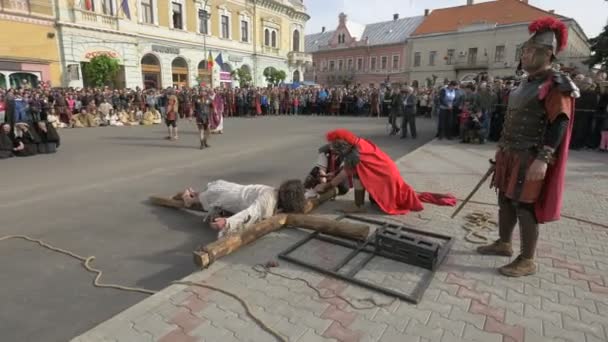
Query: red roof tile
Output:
[[412, 0, 564, 36]]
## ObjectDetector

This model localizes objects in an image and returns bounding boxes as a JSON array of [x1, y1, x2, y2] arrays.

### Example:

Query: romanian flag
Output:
[[207, 52, 214, 70]]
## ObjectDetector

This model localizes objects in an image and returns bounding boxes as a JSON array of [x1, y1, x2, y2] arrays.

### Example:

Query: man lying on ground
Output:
[[315, 128, 455, 214], [177, 179, 306, 238]]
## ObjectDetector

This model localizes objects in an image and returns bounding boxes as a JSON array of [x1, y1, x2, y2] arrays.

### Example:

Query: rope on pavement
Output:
[[461, 211, 497, 244], [0, 235, 286, 342]]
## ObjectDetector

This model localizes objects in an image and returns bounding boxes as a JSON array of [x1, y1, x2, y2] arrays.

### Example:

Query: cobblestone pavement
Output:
[[73, 140, 608, 342]]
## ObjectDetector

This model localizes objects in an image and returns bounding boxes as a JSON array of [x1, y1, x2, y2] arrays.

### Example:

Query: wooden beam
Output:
[[286, 214, 369, 241]]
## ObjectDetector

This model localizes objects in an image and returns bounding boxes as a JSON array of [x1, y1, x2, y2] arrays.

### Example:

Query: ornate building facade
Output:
[[55, 0, 311, 88], [0, 0, 62, 87], [304, 13, 423, 88]]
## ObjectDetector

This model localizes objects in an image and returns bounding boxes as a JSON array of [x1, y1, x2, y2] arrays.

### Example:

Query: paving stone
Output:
[[524, 330, 558, 342], [371, 308, 409, 332], [523, 284, 558, 303], [559, 292, 598, 314], [394, 303, 432, 325], [448, 307, 486, 330], [539, 279, 575, 297], [431, 281, 460, 296], [540, 297, 580, 320], [580, 308, 608, 326], [524, 303, 562, 327], [405, 320, 444, 340], [416, 299, 452, 317], [427, 312, 465, 337], [562, 318, 606, 340], [507, 288, 541, 309], [296, 329, 336, 342], [495, 277, 525, 294], [133, 314, 176, 340], [474, 281, 506, 299], [188, 321, 238, 342], [350, 316, 389, 342], [505, 310, 543, 335], [490, 294, 524, 316], [543, 322, 586, 342], [379, 327, 421, 342], [437, 291, 471, 312], [462, 324, 502, 342], [322, 321, 362, 342], [271, 317, 308, 341], [290, 311, 334, 335], [440, 331, 470, 342]]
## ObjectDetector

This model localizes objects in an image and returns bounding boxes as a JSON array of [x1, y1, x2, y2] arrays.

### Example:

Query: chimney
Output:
[[467, 0, 474, 5], [424, 9, 430, 16], [322, 26, 326, 33], [393, 13, 399, 21], [549, 9, 555, 13]]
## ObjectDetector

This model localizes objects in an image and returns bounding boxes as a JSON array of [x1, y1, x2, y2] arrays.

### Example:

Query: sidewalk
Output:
[[73, 140, 608, 342]]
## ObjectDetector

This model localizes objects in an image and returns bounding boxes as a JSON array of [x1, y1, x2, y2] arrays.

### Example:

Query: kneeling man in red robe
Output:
[[314, 128, 455, 215]]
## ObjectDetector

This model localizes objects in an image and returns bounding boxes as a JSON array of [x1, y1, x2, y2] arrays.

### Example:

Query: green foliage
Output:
[[586, 23, 608, 69], [83, 55, 120, 87], [231, 67, 253, 87], [263, 67, 287, 86]]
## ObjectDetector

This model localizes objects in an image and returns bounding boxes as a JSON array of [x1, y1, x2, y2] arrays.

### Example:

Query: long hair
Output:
[[277, 179, 306, 213]]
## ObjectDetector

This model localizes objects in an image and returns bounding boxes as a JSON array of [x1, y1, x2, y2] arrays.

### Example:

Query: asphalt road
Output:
[[0, 115, 436, 342]]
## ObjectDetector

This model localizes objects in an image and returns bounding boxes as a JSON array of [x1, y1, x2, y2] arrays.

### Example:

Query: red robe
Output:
[[350, 138, 435, 215], [534, 81, 575, 224]]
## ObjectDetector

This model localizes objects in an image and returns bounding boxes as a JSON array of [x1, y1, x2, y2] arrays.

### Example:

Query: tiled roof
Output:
[[305, 30, 335, 53], [412, 0, 564, 36], [361, 16, 425, 45], [304, 15, 424, 53]]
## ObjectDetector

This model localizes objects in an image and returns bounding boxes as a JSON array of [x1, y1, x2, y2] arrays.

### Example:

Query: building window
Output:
[[241, 20, 249, 42], [221, 15, 230, 38], [515, 44, 523, 61], [271, 30, 277, 47], [468, 47, 478, 64], [337, 33, 346, 44], [329, 60, 335, 71], [141, 0, 153, 24], [392, 55, 399, 70], [356, 57, 363, 71], [370, 57, 376, 71], [292, 30, 300, 52], [264, 29, 270, 46], [338, 60, 343, 71], [429, 51, 436, 66], [381, 56, 387, 70], [347, 58, 353, 70], [495, 45, 505, 62], [446, 49, 455, 65], [414, 52, 421, 67], [171, 2, 183, 29], [198, 9, 209, 34]]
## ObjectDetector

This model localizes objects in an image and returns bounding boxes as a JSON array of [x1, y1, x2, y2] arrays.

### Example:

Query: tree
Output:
[[83, 55, 121, 87], [586, 23, 608, 69], [263, 67, 287, 86], [231, 67, 253, 87]]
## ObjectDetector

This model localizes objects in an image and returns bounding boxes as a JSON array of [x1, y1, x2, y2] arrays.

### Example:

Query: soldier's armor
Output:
[[499, 77, 547, 151]]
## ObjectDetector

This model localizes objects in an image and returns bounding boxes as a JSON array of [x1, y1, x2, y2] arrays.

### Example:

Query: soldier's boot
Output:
[[200, 139, 205, 150], [204, 129, 211, 147], [499, 255, 536, 277], [476, 240, 513, 257]]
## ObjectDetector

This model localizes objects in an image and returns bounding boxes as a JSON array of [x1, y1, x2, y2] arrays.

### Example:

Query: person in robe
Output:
[[477, 17, 579, 277], [176, 179, 306, 239], [34, 120, 60, 154], [71, 109, 98, 128], [0, 123, 14, 159], [304, 144, 349, 196], [12, 122, 40, 157], [98, 98, 113, 126], [194, 90, 212, 149], [141, 106, 157, 126], [210, 90, 224, 134], [314, 128, 456, 214], [166, 91, 179, 140]]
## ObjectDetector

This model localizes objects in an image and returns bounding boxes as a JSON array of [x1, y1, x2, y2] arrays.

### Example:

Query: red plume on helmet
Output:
[[326, 128, 358, 145], [528, 17, 568, 53]]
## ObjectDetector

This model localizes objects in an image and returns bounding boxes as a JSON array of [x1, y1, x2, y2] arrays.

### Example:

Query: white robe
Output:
[[198, 180, 277, 238]]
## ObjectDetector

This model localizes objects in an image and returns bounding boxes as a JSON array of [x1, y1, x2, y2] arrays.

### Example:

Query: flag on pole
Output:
[[121, 0, 131, 19], [215, 53, 224, 69], [207, 52, 214, 70]]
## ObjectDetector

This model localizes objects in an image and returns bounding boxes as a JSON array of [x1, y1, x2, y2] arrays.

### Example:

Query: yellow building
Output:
[[55, 0, 311, 88], [0, 0, 62, 87]]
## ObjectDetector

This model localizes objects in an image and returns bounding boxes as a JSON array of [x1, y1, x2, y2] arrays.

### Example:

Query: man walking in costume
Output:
[[477, 17, 579, 277], [315, 128, 455, 215]]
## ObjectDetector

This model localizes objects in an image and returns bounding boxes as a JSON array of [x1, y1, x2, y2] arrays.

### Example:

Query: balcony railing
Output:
[[72, 8, 118, 30], [288, 51, 312, 65], [262, 46, 280, 56]]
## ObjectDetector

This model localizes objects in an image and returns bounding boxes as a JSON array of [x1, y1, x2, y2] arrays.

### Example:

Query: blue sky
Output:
[[304, 0, 607, 39]]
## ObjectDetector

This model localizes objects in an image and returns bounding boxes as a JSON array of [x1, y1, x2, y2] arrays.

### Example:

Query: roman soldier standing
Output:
[[477, 17, 579, 277]]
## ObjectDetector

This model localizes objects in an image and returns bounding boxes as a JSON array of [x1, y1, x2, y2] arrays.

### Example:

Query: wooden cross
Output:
[[149, 188, 370, 268]]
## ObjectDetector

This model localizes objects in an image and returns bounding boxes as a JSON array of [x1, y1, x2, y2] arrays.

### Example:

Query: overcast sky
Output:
[[304, 0, 607, 39]]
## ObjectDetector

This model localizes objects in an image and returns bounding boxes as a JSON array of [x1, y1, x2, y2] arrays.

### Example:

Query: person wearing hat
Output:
[[477, 17, 580, 277]]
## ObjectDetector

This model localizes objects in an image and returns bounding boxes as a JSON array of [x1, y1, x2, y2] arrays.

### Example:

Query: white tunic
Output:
[[198, 180, 277, 238]]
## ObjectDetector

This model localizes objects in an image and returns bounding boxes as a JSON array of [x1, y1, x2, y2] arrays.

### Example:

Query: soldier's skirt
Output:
[[493, 149, 543, 204]]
